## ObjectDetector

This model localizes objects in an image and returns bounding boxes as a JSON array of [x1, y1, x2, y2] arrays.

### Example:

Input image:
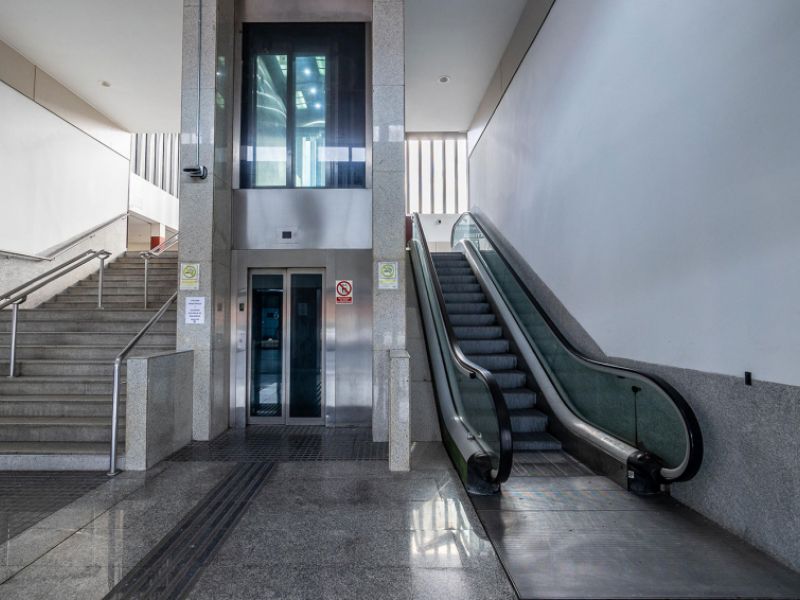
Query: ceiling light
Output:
[[438, 75, 450, 84], [314, 102, 322, 110], [304, 68, 312, 76]]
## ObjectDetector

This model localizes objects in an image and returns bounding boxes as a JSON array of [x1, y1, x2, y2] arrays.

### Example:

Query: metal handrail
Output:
[[452, 212, 703, 484], [0, 213, 129, 262], [108, 291, 178, 475], [1, 249, 110, 377], [140, 232, 179, 308], [412, 213, 513, 485]]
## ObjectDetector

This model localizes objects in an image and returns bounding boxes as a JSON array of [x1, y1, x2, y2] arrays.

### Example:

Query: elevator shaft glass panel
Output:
[[250, 274, 284, 418], [289, 274, 323, 419]]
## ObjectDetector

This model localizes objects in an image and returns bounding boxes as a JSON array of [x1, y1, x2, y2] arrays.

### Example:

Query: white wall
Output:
[[129, 173, 179, 231], [0, 80, 129, 256], [470, 0, 800, 387]]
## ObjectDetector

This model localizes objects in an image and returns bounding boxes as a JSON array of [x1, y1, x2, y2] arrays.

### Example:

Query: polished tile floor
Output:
[[0, 437, 513, 599], [2, 431, 799, 599]]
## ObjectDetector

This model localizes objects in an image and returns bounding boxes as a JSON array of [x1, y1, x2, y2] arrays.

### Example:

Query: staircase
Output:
[[0, 252, 178, 469], [432, 252, 561, 453]]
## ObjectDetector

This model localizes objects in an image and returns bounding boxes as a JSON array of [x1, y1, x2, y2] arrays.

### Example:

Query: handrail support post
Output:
[[108, 358, 122, 476], [143, 257, 149, 309], [97, 255, 106, 309], [8, 301, 20, 378]]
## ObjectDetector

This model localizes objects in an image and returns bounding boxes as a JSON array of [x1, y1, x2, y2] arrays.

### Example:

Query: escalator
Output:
[[409, 212, 703, 495]]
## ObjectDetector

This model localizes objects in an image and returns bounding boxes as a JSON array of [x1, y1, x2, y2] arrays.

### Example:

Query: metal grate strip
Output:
[[104, 462, 273, 600]]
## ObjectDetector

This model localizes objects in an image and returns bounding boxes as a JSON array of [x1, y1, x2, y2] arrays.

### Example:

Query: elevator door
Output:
[[249, 270, 324, 424]]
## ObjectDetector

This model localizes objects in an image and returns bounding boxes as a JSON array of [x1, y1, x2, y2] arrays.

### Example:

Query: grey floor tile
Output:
[[410, 566, 516, 600], [0, 527, 76, 567], [0, 564, 123, 599], [187, 564, 414, 600]]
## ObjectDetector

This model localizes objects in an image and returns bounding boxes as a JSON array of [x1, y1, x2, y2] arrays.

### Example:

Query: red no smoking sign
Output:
[[336, 280, 353, 304]]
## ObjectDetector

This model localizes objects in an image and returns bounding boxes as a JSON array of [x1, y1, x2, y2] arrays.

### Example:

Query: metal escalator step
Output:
[[492, 370, 528, 389], [445, 303, 490, 314], [502, 388, 537, 410], [438, 275, 478, 284], [512, 431, 562, 451], [442, 292, 486, 303], [467, 353, 517, 370], [449, 314, 496, 326], [509, 408, 549, 432], [453, 326, 503, 340], [458, 339, 509, 354], [440, 283, 482, 293]]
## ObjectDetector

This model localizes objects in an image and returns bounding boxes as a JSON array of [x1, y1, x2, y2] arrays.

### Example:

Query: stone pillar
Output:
[[372, 0, 407, 449], [389, 350, 411, 470], [177, 0, 235, 441]]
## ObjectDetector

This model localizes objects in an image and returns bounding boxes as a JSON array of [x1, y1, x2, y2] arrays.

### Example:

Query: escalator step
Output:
[[440, 283, 482, 293], [512, 431, 562, 451], [438, 275, 478, 284], [436, 267, 474, 276], [467, 353, 517, 370], [445, 302, 490, 314], [503, 388, 537, 410], [492, 370, 528, 389], [443, 292, 486, 303], [453, 326, 503, 340], [449, 314, 496, 326], [510, 408, 549, 432], [458, 339, 509, 354]]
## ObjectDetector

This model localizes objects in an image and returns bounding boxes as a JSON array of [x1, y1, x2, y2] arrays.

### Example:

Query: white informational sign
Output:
[[377, 261, 399, 290], [336, 280, 354, 304], [185, 296, 205, 324], [180, 263, 200, 290]]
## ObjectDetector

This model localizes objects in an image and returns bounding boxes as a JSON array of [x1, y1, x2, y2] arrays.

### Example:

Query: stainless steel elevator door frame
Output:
[[247, 268, 326, 425]]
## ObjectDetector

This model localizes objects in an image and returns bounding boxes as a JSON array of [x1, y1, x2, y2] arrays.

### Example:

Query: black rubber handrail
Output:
[[453, 212, 703, 482], [413, 213, 513, 484]]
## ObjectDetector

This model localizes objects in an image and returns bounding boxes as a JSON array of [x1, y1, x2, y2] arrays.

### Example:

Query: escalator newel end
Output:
[[627, 452, 663, 496]]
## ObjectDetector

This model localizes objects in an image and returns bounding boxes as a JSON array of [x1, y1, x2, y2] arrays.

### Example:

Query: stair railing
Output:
[[108, 291, 178, 475], [140, 232, 179, 309], [0, 249, 111, 378]]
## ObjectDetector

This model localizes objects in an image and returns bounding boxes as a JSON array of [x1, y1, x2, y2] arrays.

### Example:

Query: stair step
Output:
[[0, 377, 120, 395], [0, 441, 123, 456], [445, 302, 490, 314], [449, 314, 496, 326], [0, 320, 176, 333], [492, 370, 528, 389], [0, 360, 126, 378], [509, 408, 549, 432], [0, 345, 172, 361], [512, 431, 562, 451], [467, 353, 517, 371], [458, 339, 509, 354], [0, 395, 124, 418], [0, 417, 125, 443], [0, 332, 176, 346], [40, 302, 174, 310], [503, 388, 538, 410], [59, 286, 176, 296], [0, 309, 177, 322]]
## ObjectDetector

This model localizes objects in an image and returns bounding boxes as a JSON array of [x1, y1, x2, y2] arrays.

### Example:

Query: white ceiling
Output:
[[405, 0, 528, 132], [0, 0, 182, 132]]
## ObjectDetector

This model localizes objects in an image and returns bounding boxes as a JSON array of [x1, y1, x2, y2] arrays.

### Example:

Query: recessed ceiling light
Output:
[[101, 80, 111, 87], [438, 75, 450, 84]]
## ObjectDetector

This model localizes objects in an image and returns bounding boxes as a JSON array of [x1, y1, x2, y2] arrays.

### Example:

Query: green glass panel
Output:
[[251, 274, 284, 418], [294, 55, 326, 187], [452, 214, 688, 469], [289, 274, 323, 419]]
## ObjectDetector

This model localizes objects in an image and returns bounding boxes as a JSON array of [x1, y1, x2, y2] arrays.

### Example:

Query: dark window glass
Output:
[[241, 23, 366, 189]]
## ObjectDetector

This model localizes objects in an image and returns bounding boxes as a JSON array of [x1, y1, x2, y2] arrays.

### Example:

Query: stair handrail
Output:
[[108, 291, 178, 476], [452, 212, 703, 484], [140, 232, 179, 309], [0, 212, 129, 262], [411, 213, 513, 485], [1, 249, 111, 378]]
